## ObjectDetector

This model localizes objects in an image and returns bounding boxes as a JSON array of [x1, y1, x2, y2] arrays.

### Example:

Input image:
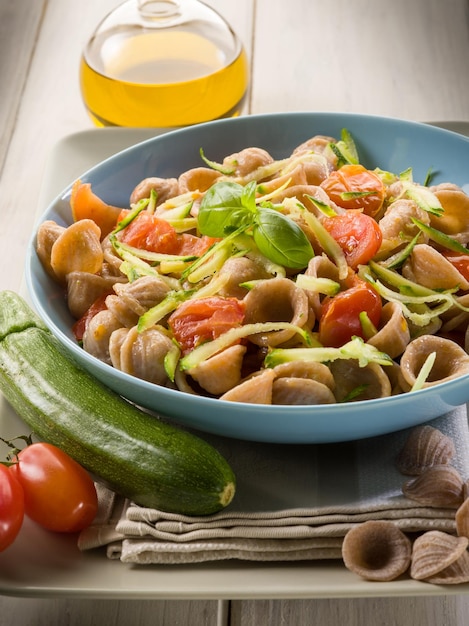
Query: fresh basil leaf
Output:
[[198, 181, 251, 237], [241, 180, 258, 211], [252, 208, 314, 269]]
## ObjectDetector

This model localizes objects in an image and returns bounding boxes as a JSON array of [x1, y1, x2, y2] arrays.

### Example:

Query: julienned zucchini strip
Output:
[[0, 291, 235, 516]]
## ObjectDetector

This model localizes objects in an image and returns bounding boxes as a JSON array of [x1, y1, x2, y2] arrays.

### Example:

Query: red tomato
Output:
[[322, 210, 382, 269], [441, 252, 469, 282], [319, 282, 382, 348], [320, 164, 386, 217], [10, 443, 98, 533], [118, 211, 219, 257], [119, 212, 180, 254], [0, 465, 24, 551], [72, 291, 112, 341], [168, 296, 246, 354], [70, 180, 122, 238], [174, 233, 219, 257]]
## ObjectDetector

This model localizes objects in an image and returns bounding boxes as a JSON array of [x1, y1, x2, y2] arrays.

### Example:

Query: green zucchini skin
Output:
[[0, 291, 235, 516]]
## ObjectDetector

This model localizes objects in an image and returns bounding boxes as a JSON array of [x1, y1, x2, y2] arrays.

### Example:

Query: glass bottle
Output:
[[80, 0, 249, 127]]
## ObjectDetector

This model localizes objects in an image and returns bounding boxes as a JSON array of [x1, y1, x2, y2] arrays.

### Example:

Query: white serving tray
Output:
[[1, 122, 469, 599]]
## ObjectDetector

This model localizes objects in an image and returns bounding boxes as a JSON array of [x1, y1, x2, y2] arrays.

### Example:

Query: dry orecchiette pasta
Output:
[[35, 131, 469, 406]]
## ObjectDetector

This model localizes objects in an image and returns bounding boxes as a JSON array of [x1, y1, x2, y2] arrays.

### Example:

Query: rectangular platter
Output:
[[2, 122, 469, 599]]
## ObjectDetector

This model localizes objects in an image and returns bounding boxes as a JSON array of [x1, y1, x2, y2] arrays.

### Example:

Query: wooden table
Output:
[[1, 0, 469, 623]]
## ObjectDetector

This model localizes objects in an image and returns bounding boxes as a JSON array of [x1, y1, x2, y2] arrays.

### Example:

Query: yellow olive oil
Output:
[[80, 29, 249, 127]]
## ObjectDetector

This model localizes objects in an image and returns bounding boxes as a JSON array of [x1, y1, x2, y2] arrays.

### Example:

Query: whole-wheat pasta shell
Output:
[[410, 531, 469, 580], [367, 301, 410, 359], [243, 278, 311, 347], [399, 335, 469, 389], [396, 425, 456, 476], [342, 520, 412, 582], [402, 464, 464, 508]]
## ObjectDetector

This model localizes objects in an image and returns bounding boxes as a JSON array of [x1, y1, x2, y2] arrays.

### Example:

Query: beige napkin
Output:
[[78, 406, 469, 564]]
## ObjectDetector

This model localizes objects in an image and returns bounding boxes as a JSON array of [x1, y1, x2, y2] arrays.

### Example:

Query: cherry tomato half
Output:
[[320, 164, 386, 217], [441, 251, 469, 282], [0, 465, 24, 551], [322, 210, 383, 269], [319, 282, 382, 348], [118, 210, 218, 257], [10, 443, 98, 533], [168, 296, 246, 354], [119, 211, 180, 254]]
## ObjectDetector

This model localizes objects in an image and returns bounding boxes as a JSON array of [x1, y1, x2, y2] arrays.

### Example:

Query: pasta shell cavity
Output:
[[328, 360, 392, 402], [243, 277, 312, 347], [342, 520, 412, 582], [399, 335, 469, 389], [367, 301, 410, 359]]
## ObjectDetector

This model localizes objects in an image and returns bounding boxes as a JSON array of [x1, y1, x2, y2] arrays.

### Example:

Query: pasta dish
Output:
[[35, 131, 469, 405]]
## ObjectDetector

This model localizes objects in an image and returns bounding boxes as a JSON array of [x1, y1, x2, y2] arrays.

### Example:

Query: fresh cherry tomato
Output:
[[320, 164, 386, 217], [118, 210, 218, 257], [322, 210, 383, 269], [319, 282, 382, 348], [168, 296, 246, 354], [10, 443, 98, 533], [119, 211, 180, 254], [0, 465, 24, 551], [441, 251, 469, 282]]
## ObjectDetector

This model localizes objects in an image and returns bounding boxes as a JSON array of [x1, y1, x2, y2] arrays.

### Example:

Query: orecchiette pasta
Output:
[[35, 131, 469, 406]]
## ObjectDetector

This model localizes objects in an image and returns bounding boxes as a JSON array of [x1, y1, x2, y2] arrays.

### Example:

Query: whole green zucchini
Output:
[[0, 290, 235, 515]]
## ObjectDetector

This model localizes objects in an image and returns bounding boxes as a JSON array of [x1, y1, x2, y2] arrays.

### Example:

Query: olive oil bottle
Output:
[[80, 0, 249, 127]]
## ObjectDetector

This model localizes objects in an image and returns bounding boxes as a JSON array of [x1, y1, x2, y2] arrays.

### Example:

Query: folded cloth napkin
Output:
[[78, 406, 469, 564]]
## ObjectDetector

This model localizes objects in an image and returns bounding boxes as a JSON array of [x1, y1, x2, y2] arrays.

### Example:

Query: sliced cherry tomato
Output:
[[319, 282, 382, 348], [71, 180, 122, 238], [72, 291, 112, 341], [168, 296, 246, 354], [10, 443, 98, 533], [441, 251, 469, 281], [174, 233, 219, 257], [322, 210, 382, 269], [320, 164, 386, 217], [117, 212, 220, 259], [0, 465, 24, 551], [119, 211, 180, 254]]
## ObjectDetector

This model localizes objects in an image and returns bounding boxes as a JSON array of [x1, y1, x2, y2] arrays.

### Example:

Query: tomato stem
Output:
[[0, 434, 33, 461]]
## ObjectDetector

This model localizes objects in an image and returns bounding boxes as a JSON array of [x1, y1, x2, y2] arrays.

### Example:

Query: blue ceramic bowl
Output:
[[26, 112, 469, 443]]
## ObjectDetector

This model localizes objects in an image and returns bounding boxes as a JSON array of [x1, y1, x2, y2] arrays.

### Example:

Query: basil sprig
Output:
[[198, 181, 314, 269]]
